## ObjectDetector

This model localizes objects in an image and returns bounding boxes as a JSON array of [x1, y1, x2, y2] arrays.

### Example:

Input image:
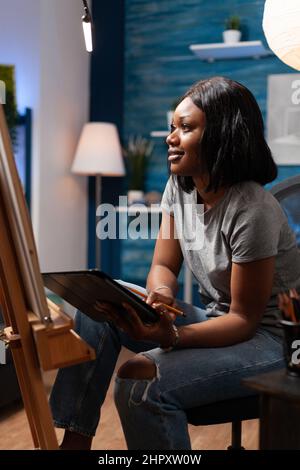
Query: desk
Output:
[[244, 368, 300, 449]]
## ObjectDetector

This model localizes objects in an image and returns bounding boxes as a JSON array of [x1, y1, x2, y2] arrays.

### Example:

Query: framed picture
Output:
[[0, 65, 32, 209], [267, 73, 300, 165]]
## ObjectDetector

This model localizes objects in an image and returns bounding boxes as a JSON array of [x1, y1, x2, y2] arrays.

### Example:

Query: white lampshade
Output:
[[263, 0, 300, 71], [72, 122, 125, 176]]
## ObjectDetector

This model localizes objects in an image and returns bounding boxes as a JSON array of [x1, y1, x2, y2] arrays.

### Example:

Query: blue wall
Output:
[[120, 0, 299, 292], [123, 0, 296, 181], [91, 1, 300, 298], [89, 0, 125, 276]]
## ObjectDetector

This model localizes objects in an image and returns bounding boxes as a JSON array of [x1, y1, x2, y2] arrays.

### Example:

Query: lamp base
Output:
[[95, 175, 102, 269]]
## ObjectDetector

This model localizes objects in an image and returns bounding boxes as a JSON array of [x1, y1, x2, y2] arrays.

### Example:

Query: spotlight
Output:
[[82, 0, 93, 53]]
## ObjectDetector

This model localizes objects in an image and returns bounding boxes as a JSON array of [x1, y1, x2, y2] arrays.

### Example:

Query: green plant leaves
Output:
[[0, 65, 18, 145], [124, 135, 154, 191], [225, 15, 241, 31]]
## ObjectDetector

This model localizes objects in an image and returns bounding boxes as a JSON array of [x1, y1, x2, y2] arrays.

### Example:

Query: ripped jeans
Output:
[[49, 280, 285, 450]]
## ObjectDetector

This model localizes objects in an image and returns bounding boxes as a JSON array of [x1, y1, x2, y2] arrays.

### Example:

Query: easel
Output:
[[0, 105, 95, 449]]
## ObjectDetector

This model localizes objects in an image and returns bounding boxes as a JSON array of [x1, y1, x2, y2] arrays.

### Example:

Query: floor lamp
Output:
[[71, 122, 125, 269]]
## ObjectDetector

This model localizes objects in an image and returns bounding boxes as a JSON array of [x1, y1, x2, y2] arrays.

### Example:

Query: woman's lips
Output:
[[168, 154, 184, 162]]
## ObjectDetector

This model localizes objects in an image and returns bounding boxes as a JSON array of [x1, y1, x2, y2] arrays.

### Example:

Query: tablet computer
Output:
[[42, 270, 160, 325]]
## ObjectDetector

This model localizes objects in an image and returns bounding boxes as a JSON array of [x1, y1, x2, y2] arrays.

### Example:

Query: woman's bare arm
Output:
[[146, 210, 183, 296], [175, 256, 275, 347]]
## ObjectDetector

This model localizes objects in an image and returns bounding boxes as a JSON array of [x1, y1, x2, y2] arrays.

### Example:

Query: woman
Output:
[[50, 77, 300, 450]]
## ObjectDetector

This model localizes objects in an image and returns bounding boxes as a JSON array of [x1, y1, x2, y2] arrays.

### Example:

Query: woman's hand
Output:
[[95, 300, 177, 348], [146, 286, 178, 322]]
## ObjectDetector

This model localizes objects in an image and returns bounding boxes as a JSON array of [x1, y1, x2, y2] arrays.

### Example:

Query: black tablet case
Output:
[[42, 270, 159, 324]]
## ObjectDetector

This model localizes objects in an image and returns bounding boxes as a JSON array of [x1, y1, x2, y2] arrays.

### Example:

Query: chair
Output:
[[269, 174, 300, 248], [185, 174, 300, 450], [186, 395, 260, 450]]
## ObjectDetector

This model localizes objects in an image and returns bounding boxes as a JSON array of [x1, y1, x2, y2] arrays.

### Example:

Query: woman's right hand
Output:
[[146, 287, 178, 320]]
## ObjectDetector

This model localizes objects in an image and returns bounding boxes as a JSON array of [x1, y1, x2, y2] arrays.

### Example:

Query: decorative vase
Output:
[[222, 30, 242, 44], [127, 190, 145, 205]]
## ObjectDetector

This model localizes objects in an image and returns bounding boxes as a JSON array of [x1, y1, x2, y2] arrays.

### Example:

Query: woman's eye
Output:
[[182, 124, 191, 132], [170, 124, 176, 132]]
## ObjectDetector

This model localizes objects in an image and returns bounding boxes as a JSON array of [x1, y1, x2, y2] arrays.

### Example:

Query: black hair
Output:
[[172, 76, 277, 193]]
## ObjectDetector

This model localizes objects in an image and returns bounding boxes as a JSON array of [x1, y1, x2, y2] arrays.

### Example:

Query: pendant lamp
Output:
[[263, 0, 300, 71]]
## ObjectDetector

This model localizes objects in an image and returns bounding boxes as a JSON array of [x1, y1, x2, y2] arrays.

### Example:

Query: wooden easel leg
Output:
[[1, 284, 58, 450], [5, 330, 59, 449], [0, 284, 38, 448], [10, 343, 40, 448]]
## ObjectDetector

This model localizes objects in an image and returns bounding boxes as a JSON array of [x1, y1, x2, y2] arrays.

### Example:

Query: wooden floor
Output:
[[0, 348, 258, 450]]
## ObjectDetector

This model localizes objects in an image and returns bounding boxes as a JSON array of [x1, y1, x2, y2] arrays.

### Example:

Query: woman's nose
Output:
[[166, 129, 179, 146]]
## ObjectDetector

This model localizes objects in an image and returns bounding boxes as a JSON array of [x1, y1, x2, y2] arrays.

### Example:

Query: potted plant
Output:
[[124, 135, 154, 205], [223, 15, 242, 44], [0, 65, 18, 146]]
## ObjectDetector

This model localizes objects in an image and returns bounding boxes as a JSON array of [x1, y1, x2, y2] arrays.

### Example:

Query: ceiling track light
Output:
[[82, 0, 93, 53]]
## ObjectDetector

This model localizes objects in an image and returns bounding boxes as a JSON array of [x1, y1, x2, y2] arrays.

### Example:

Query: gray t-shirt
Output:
[[161, 177, 300, 336]]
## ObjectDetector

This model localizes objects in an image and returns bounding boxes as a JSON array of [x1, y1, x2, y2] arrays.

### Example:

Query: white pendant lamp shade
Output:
[[263, 0, 300, 71], [72, 122, 125, 176]]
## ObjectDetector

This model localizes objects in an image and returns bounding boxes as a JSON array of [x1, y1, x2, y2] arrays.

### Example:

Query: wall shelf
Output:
[[189, 40, 273, 62], [116, 205, 162, 214], [150, 130, 169, 138]]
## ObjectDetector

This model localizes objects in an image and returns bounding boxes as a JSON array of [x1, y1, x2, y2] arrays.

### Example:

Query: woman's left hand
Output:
[[95, 301, 176, 348]]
